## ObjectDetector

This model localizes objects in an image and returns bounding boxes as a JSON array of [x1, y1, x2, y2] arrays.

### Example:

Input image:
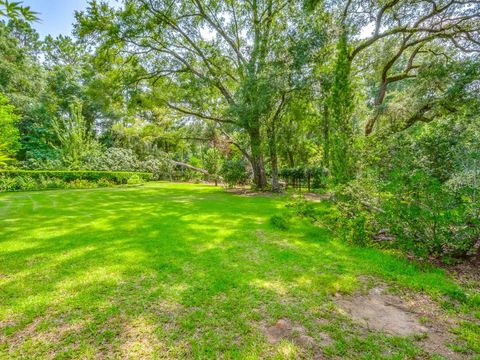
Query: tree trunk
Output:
[[364, 112, 378, 136], [248, 126, 267, 190], [287, 150, 294, 168], [270, 152, 279, 192], [268, 121, 280, 192], [171, 160, 210, 175], [322, 106, 330, 167]]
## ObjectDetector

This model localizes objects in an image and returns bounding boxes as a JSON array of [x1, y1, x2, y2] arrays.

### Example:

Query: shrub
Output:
[[143, 156, 170, 180], [0, 176, 17, 191], [84, 147, 141, 172], [22, 158, 63, 170], [379, 171, 479, 258], [127, 174, 144, 185], [270, 214, 290, 230], [44, 178, 66, 189], [97, 178, 115, 187], [24, 147, 166, 181], [203, 148, 222, 185], [67, 179, 94, 189], [286, 197, 319, 221], [334, 172, 480, 258], [334, 176, 380, 244], [16, 176, 36, 191], [270, 195, 326, 231], [220, 159, 249, 187]]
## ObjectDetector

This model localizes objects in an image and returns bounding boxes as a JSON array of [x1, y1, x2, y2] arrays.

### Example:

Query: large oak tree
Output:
[[77, 0, 313, 189]]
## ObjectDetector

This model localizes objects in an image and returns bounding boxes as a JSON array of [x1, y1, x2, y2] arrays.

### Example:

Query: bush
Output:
[[143, 156, 171, 180], [0, 176, 17, 191], [334, 176, 380, 245], [0, 170, 153, 192], [24, 147, 166, 181], [22, 157, 63, 170], [67, 179, 93, 189], [84, 147, 141, 172], [338, 117, 480, 260], [286, 197, 319, 221], [44, 178, 66, 190], [335, 172, 480, 258], [270, 195, 325, 231], [16, 176, 37, 191], [380, 171, 479, 258], [220, 159, 250, 187], [270, 214, 290, 230], [97, 178, 115, 188], [127, 174, 144, 185]]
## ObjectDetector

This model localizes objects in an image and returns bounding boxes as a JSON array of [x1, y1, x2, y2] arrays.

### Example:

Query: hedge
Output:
[[0, 170, 154, 192], [0, 170, 153, 183]]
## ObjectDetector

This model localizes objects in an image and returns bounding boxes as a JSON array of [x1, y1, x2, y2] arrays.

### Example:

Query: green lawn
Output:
[[0, 183, 478, 359]]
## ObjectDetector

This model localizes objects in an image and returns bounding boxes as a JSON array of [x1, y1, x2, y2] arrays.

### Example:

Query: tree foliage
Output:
[[52, 102, 100, 169], [0, 0, 38, 21]]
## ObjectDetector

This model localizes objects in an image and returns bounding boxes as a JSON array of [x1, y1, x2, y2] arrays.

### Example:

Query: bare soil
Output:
[[261, 318, 332, 356], [225, 188, 278, 197], [336, 285, 465, 359]]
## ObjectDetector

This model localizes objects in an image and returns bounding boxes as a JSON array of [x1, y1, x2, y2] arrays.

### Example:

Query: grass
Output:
[[0, 182, 478, 359]]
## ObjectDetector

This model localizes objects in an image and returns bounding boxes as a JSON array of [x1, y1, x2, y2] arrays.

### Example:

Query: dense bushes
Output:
[[127, 174, 144, 185], [334, 119, 480, 260], [25, 147, 167, 180], [336, 174, 479, 259], [220, 159, 250, 187], [84, 148, 143, 172], [0, 170, 153, 192]]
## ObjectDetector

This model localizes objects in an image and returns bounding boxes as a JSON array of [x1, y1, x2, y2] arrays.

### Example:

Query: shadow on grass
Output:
[[0, 183, 472, 358]]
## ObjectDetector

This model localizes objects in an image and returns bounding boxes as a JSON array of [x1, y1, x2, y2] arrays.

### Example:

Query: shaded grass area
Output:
[[0, 182, 478, 359]]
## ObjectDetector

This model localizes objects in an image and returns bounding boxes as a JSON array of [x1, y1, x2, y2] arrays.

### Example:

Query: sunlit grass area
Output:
[[0, 183, 478, 359]]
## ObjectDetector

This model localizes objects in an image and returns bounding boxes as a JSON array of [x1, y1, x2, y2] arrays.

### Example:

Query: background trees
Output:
[[75, 0, 323, 189], [0, 94, 19, 167], [1, 0, 479, 258]]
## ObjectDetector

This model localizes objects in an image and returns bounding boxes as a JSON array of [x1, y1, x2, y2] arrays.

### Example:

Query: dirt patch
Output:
[[1, 315, 88, 355], [336, 287, 428, 336], [336, 286, 464, 359], [4, 317, 43, 349], [227, 188, 334, 201], [261, 318, 332, 352], [120, 316, 163, 358], [226, 188, 278, 197], [263, 319, 291, 344], [300, 193, 333, 202]]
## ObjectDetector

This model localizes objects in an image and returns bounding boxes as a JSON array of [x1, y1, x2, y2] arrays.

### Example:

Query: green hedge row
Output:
[[0, 170, 154, 192], [0, 170, 153, 183]]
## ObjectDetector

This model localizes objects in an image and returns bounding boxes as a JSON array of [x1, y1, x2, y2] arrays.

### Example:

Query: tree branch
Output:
[[167, 103, 237, 125]]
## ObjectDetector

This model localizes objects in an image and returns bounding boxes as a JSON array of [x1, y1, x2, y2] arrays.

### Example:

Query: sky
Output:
[[21, 1, 374, 40], [22, 0, 116, 39]]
